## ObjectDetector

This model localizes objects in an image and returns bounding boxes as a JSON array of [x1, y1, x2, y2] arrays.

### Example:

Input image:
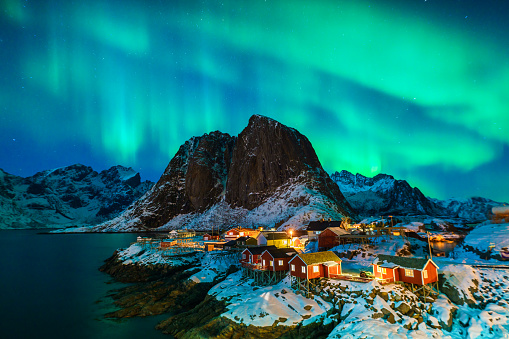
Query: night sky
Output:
[[1, 0, 508, 202]]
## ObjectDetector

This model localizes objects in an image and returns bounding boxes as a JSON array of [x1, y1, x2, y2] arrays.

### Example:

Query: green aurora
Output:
[[1, 0, 508, 201]]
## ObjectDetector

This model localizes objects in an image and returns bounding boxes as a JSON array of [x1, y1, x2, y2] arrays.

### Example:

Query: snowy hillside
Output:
[[0, 164, 153, 229], [332, 170, 507, 222]]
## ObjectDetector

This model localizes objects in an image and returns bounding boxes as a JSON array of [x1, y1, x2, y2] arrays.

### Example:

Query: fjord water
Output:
[[0, 230, 167, 339]]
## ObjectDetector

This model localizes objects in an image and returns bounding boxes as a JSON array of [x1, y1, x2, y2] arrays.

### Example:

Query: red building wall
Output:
[[318, 229, 338, 249], [261, 252, 292, 271], [373, 265, 396, 283], [422, 261, 438, 284], [396, 267, 422, 285], [289, 256, 308, 279]]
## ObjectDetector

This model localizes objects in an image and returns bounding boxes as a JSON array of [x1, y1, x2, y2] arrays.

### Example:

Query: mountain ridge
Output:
[[0, 164, 153, 229]]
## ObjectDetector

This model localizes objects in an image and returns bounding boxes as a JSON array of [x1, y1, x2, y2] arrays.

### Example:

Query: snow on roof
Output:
[[492, 206, 509, 215], [324, 227, 350, 236], [374, 254, 435, 271], [292, 251, 341, 265]]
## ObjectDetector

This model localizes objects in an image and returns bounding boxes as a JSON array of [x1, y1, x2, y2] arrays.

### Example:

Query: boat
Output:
[[500, 247, 509, 260]]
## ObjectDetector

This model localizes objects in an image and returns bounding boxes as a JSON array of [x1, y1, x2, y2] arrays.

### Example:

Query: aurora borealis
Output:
[[1, 0, 508, 201]]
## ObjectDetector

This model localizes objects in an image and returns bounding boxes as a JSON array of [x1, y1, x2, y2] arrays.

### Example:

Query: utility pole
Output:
[[427, 231, 433, 259]]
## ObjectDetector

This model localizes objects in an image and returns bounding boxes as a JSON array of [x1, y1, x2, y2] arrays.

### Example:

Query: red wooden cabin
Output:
[[260, 248, 298, 271], [288, 251, 342, 280], [372, 254, 439, 285], [240, 245, 277, 269], [203, 233, 221, 241], [318, 227, 350, 249]]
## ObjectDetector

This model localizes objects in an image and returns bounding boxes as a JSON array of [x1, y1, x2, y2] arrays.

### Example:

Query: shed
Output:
[[318, 227, 351, 249], [306, 220, 343, 240], [203, 233, 221, 241]]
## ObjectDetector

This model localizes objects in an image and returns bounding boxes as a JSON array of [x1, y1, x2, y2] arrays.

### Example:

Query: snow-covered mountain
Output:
[[0, 164, 153, 229], [331, 170, 506, 222], [93, 115, 354, 232], [431, 196, 504, 222]]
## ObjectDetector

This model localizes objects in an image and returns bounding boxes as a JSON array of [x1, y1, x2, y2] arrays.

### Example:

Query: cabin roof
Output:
[[374, 254, 437, 270], [260, 232, 290, 240], [263, 247, 298, 258], [246, 245, 278, 255], [307, 220, 342, 231], [323, 227, 350, 236], [292, 251, 341, 265], [226, 227, 257, 233], [224, 236, 251, 247]]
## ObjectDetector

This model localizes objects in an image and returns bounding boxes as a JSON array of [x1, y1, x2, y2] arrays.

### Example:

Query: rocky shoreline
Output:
[[99, 249, 337, 338]]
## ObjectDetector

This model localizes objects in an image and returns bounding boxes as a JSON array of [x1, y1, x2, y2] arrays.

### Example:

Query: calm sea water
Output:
[[0, 229, 168, 339]]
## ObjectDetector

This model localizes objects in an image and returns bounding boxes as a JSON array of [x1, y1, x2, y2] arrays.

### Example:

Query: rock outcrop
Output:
[[96, 115, 354, 231]]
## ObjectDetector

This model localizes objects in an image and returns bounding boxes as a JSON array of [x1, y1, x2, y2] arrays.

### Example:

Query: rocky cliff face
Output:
[[331, 170, 441, 217], [226, 115, 350, 213], [95, 115, 354, 231], [95, 131, 236, 230], [0, 164, 153, 229]]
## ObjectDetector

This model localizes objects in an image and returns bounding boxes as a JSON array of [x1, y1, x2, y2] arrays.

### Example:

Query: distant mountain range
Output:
[[93, 115, 354, 232], [0, 164, 153, 229], [331, 170, 506, 222], [2, 116, 505, 231]]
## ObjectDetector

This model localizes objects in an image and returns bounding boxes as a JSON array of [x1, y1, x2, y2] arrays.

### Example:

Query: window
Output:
[[301, 266, 306, 273], [240, 232, 244, 236], [282, 240, 287, 244], [278, 260, 283, 266], [270, 261, 273, 266], [423, 270, 428, 279], [263, 260, 266, 266], [313, 266, 319, 273], [229, 232, 233, 235], [243, 254, 246, 259], [291, 264, 295, 271], [377, 266, 381, 273], [382, 268, 386, 274], [405, 269, 414, 277]]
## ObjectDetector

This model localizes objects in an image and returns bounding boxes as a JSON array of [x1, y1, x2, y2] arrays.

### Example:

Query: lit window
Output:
[[279, 260, 283, 266], [282, 240, 287, 244], [313, 266, 319, 273], [405, 269, 414, 277], [240, 232, 244, 236], [377, 266, 381, 273], [270, 261, 273, 266], [382, 268, 386, 274], [229, 232, 233, 235], [263, 260, 266, 266], [423, 270, 428, 279], [291, 264, 295, 271], [301, 266, 306, 273]]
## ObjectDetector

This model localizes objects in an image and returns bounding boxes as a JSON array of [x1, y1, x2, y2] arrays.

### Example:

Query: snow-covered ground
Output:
[[110, 223, 509, 337], [209, 272, 331, 327]]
